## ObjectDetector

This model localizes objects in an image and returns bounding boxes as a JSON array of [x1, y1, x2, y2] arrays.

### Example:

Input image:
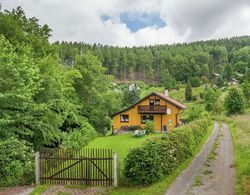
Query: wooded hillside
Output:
[[56, 36, 250, 86]]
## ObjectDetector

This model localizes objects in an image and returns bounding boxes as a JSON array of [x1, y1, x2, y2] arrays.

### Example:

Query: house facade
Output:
[[111, 92, 186, 132]]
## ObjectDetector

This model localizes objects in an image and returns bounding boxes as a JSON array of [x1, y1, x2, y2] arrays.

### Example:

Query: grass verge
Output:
[[110, 123, 215, 195], [227, 111, 250, 195], [30, 185, 50, 195]]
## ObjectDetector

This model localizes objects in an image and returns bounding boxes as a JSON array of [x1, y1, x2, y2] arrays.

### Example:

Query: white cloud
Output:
[[1, 0, 250, 46]]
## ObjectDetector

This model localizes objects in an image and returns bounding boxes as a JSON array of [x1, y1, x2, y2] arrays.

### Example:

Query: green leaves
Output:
[[124, 118, 212, 185], [185, 80, 192, 101], [224, 87, 246, 115], [0, 137, 34, 187]]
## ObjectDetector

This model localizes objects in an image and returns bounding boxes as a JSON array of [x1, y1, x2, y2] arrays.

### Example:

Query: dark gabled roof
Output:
[[110, 92, 186, 117]]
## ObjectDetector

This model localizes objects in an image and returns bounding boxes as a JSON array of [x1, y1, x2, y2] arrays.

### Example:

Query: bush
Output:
[[128, 125, 141, 131], [190, 77, 201, 87], [185, 105, 204, 122], [61, 120, 97, 149], [204, 87, 220, 112], [211, 101, 224, 114], [144, 120, 154, 134], [224, 87, 246, 115], [192, 95, 198, 101], [0, 137, 34, 187], [123, 143, 163, 185], [123, 118, 212, 185]]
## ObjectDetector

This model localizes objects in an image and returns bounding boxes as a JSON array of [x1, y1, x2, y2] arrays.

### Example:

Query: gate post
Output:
[[35, 151, 40, 185], [114, 151, 118, 188]]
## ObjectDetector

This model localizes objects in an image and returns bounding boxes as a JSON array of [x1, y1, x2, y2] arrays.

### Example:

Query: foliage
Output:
[[185, 105, 205, 122], [0, 137, 34, 187], [242, 81, 250, 103], [190, 77, 201, 87], [123, 143, 163, 185], [216, 76, 224, 88], [123, 117, 212, 185], [204, 87, 221, 113], [61, 120, 97, 149], [30, 185, 50, 195], [160, 69, 176, 90], [223, 64, 233, 80], [224, 87, 246, 115], [128, 125, 142, 131], [123, 86, 140, 107], [74, 52, 122, 134], [211, 101, 224, 114], [144, 120, 155, 135], [185, 80, 192, 101], [57, 33, 250, 86]]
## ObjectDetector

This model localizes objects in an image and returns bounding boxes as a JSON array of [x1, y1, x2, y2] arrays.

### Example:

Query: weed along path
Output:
[[166, 122, 235, 195]]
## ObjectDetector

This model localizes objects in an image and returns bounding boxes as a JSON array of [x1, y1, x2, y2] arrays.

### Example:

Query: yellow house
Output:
[[111, 91, 186, 132]]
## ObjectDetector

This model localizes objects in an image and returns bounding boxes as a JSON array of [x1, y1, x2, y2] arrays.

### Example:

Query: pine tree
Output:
[[185, 80, 192, 101]]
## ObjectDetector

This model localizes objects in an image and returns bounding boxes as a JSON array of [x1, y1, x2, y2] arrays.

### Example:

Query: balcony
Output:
[[138, 105, 167, 114]]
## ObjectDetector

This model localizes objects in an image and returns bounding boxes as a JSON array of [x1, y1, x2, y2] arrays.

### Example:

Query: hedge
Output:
[[0, 137, 34, 187], [123, 117, 212, 185]]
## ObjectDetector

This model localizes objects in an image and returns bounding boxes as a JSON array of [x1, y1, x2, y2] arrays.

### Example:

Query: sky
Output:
[[1, 0, 250, 46]]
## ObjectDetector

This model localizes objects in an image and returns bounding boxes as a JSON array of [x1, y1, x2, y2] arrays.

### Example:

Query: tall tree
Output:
[[185, 80, 192, 101]]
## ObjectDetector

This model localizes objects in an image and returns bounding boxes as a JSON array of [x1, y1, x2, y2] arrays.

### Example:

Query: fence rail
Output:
[[36, 148, 117, 187]]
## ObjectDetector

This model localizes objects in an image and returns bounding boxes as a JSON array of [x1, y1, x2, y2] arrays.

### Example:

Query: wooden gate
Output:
[[37, 148, 116, 186]]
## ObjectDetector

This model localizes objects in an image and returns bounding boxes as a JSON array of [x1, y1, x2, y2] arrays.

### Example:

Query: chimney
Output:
[[164, 90, 169, 96]]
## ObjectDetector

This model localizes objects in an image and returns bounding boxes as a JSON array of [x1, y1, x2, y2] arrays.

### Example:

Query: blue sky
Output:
[[102, 12, 166, 32]]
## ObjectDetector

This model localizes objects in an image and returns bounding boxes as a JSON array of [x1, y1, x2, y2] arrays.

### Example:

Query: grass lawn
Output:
[[229, 109, 250, 194], [85, 133, 163, 167]]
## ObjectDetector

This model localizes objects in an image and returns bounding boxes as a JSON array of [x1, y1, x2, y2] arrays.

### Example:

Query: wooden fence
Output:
[[35, 148, 117, 187]]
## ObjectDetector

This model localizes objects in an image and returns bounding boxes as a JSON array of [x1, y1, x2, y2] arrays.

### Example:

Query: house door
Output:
[[149, 99, 154, 111]]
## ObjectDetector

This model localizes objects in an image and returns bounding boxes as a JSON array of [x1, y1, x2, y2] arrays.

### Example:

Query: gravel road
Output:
[[166, 122, 235, 195]]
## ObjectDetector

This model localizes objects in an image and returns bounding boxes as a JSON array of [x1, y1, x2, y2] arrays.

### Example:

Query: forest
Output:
[[0, 6, 250, 188], [56, 34, 250, 88]]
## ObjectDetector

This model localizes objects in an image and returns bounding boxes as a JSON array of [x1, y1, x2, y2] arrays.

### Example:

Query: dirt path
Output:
[[166, 122, 235, 195], [0, 186, 34, 195], [187, 123, 235, 195]]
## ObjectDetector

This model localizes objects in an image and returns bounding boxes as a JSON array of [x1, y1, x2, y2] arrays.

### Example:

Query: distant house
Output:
[[111, 91, 186, 132], [228, 78, 239, 85]]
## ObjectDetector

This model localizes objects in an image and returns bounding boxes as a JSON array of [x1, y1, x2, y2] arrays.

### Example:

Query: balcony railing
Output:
[[138, 105, 167, 114]]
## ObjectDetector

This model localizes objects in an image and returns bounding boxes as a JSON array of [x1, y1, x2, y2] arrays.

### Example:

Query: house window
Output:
[[141, 115, 154, 124], [168, 119, 172, 126], [120, 114, 129, 122], [155, 99, 160, 105]]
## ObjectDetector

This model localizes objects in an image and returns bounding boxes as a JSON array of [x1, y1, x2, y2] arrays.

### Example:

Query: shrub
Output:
[[242, 81, 250, 103], [224, 87, 246, 115], [123, 143, 163, 185], [0, 137, 34, 187], [123, 118, 212, 185], [144, 120, 154, 134], [190, 77, 201, 87], [192, 95, 198, 101], [211, 101, 224, 114], [128, 125, 141, 131], [61, 120, 97, 149], [204, 87, 220, 112], [185, 105, 204, 122]]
